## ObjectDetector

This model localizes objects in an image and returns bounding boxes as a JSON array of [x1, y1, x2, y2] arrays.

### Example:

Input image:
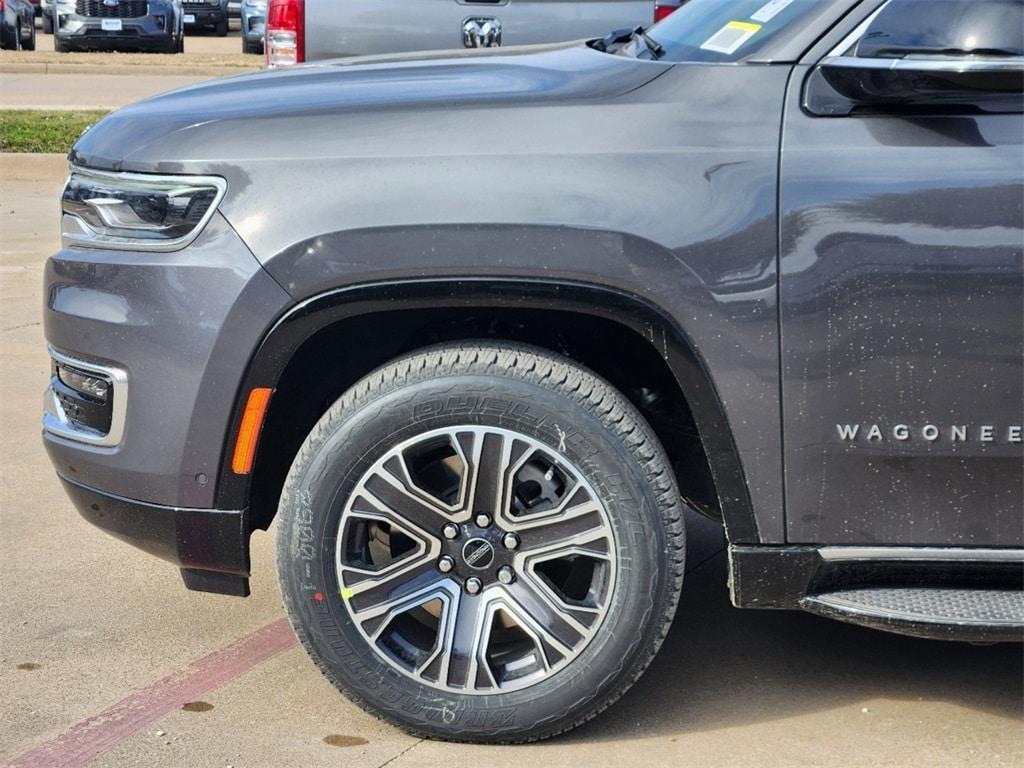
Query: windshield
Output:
[[646, 0, 835, 62]]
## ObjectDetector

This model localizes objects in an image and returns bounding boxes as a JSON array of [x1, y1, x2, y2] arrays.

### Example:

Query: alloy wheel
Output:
[[335, 426, 616, 694]]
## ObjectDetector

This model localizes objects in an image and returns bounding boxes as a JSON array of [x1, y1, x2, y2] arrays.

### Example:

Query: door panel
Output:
[[779, 73, 1023, 545]]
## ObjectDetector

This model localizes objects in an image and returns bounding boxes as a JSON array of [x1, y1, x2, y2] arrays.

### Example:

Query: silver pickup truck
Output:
[[266, 0, 682, 66]]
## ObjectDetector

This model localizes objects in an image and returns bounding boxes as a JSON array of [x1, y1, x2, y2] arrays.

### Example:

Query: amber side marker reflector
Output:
[[232, 387, 273, 474]]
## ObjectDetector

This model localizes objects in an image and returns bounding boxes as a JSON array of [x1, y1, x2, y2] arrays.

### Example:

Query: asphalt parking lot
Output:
[[1, 52, 1022, 768]]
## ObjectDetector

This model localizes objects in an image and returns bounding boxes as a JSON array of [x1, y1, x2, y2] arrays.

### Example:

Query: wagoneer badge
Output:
[[463, 17, 502, 48], [837, 423, 1022, 443]]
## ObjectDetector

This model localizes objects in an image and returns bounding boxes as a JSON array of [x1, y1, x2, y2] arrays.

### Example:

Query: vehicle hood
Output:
[[69, 43, 670, 172]]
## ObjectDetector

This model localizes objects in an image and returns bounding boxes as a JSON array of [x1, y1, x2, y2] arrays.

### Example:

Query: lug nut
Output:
[[465, 577, 482, 595], [437, 556, 455, 573], [442, 523, 459, 540], [474, 513, 492, 528], [497, 566, 515, 585], [502, 532, 520, 550]]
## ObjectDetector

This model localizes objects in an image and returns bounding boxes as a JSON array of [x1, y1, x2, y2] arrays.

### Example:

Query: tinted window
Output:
[[855, 0, 1024, 59], [646, 0, 836, 62]]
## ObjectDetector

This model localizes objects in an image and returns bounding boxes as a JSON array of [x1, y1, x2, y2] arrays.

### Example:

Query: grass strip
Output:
[[0, 110, 109, 153]]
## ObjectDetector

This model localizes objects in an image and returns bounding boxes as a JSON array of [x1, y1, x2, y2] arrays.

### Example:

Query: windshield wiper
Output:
[[591, 26, 664, 60]]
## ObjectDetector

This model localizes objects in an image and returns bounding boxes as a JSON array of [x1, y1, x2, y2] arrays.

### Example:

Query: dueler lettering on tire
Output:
[[276, 343, 685, 742]]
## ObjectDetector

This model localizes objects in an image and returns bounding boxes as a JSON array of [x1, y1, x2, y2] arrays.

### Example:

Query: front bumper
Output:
[[56, 13, 174, 50], [43, 209, 290, 507], [59, 475, 251, 595], [182, 8, 225, 27], [43, 187, 293, 593]]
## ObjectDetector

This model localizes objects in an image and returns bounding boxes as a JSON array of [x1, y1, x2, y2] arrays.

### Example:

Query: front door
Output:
[[779, 0, 1023, 546]]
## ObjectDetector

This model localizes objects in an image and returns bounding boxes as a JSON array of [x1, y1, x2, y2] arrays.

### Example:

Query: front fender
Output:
[[213, 275, 760, 544]]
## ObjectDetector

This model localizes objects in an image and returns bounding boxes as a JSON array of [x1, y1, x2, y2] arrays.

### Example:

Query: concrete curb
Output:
[[0, 152, 69, 180], [0, 63, 259, 76]]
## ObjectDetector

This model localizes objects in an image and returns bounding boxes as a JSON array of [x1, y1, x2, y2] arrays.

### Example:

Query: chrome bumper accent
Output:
[[819, 546, 1024, 563], [43, 346, 128, 448]]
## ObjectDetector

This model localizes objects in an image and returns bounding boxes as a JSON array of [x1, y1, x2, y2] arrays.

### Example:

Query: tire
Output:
[[23, 17, 35, 50], [42, 14, 52, 34], [276, 342, 685, 743], [215, 19, 227, 36]]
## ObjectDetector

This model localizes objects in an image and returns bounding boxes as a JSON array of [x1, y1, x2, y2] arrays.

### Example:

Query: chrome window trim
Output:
[[819, 546, 1024, 563], [62, 166, 228, 253], [821, 55, 1024, 74], [43, 346, 128, 448]]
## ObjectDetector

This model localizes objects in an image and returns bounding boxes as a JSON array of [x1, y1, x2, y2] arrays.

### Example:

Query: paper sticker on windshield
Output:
[[700, 21, 761, 55], [751, 0, 796, 23]]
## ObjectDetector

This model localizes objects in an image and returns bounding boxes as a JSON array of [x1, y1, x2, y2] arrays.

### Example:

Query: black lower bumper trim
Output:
[[59, 475, 251, 595], [181, 567, 250, 597]]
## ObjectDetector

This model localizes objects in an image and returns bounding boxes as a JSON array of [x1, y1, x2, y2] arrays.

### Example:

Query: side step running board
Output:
[[801, 587, 1024, 643]]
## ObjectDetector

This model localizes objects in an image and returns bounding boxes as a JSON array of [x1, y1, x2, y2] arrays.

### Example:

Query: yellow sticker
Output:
[[729, 21, 762, 32], [701, 20, 763, 55], [340, 587, 354, 600]]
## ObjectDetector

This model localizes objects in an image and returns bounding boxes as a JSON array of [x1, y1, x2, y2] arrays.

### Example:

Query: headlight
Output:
[[61, 168, 227, 251], [244, 0, 267, 9]]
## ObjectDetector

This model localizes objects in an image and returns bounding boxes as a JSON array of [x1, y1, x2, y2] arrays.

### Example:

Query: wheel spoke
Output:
[[364, 463, 453, 536], [515, 507, 608, 553], [460, 430, 530, 515], [444, 592, 489, 690], [502, 578, 586, 653], [344, 556, 444, 619]]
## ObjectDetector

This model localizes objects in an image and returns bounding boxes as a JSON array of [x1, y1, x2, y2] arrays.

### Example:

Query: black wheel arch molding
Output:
[[212, 276, 759, 545]]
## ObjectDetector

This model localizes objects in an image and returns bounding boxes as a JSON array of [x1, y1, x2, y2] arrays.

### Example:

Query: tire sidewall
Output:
[[278, 371, 675, 740]]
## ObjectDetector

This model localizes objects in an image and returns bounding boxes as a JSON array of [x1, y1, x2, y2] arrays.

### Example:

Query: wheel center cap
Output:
[[462, 538, 495, 570]]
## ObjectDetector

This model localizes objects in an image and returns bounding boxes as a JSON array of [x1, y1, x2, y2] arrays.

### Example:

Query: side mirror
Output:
[[805, 56, 1024, 116]]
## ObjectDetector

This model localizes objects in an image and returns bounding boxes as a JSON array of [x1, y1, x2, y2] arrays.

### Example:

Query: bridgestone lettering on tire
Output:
[[276, 342, 686, 742]]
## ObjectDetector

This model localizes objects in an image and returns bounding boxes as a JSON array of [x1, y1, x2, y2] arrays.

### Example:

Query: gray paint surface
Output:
[[780, 64, 1023, 546], [49, 0, 1023, 550], [44, 214, 292, 507], [66, 44, 790, 540]]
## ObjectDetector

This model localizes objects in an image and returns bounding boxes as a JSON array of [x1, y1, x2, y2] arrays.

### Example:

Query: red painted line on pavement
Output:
[[7, 618, 297, 768]]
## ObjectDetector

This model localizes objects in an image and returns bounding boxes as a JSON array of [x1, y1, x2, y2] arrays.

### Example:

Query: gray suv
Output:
[[43, 0, 1024, 744], [53, 0, 184, 52]]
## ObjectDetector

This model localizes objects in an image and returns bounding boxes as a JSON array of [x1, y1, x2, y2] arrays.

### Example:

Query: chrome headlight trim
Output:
[[61, 166, 228, 253]]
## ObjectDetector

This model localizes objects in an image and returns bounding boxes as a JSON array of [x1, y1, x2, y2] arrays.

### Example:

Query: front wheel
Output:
[[215, 19, 227, 36], [42, 13, 52, 34], [276, 343, 685, 742]]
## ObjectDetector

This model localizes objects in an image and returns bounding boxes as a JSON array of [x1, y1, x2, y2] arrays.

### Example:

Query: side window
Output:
[[803, 0, 1024, 117]]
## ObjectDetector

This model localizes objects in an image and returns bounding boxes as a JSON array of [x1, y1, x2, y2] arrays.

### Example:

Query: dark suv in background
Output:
[[44, 0, 1023, 746], [181, 0, 228, 36], [54, 0, 184, 52]]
